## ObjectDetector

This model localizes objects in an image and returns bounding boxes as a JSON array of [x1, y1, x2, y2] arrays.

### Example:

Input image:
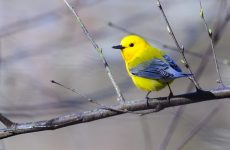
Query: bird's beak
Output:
[[112, 45, 125, 50]]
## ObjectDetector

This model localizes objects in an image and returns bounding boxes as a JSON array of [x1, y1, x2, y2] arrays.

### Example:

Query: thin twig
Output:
[[51, 80, 129, 113], [175, 104, 221, 150], [158, 2, 229, 149], [199, 1, 225, 87], [51, 80, 93, 102], [63, 0, 125, 105], [0, 88, 229, 139], [187, 4, 230, 90], [155, 0, 201, 90]]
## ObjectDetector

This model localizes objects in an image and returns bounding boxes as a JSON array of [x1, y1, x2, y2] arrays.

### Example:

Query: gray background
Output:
[[1, 0, 230, 150]]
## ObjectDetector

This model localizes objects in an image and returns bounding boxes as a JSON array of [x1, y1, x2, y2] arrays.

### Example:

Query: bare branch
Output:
[[0, 88, 229, 139], [155, 0, 201, 90], [187, 5, 230, 90], [199, 1, 225, 87], [63, 0, 125, 104], [51, 80, 93, 102], [50, 80, 132, 114]]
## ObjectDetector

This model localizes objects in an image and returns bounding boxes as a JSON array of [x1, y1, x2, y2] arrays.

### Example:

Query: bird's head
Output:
[[112, 35, 149, 62]]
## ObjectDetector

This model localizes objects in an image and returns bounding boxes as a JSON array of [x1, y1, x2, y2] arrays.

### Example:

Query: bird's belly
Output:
[[131, 75, 167, 91]]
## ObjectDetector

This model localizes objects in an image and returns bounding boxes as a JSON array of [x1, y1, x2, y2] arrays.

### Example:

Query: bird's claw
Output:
[[145, 91, 152, 107], [146, 96, 150, 107], [167, 92, 174, 103]]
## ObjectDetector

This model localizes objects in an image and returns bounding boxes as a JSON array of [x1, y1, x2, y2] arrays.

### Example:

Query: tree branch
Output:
[[155, 0, 201, 90], [160, 3, 230, 149], [64, 0, 125, 105], [199, 1, 225, 87], [0, 87, 229, 139]]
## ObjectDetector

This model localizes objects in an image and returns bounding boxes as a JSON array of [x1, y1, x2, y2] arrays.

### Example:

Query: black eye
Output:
[[129, 43, 134, 47]]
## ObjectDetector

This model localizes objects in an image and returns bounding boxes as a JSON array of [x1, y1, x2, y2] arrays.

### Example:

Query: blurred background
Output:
[[0, 0, 230, 149]]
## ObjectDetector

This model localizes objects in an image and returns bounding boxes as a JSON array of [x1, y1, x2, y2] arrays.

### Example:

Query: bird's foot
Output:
[[145, 91, 152, 107], [167, 92, 174, 103], [195, 87, 204, 93], [146, 96, 151, 107]]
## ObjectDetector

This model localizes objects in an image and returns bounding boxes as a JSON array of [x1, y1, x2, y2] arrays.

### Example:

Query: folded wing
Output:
[[130, 58, 191, 82], [163, 55, 182, 72]]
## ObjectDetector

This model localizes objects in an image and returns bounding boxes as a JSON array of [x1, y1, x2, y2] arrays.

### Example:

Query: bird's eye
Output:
[[129, 43, 134, 47]]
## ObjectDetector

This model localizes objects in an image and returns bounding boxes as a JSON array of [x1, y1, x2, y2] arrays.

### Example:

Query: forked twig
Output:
[[51, 80, 128, 113], [63, 0, 125, 105], [51, 80, 138, 114]]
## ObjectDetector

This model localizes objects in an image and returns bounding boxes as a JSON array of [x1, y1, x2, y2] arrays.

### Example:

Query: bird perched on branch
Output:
[[112, 35, 191, 102]]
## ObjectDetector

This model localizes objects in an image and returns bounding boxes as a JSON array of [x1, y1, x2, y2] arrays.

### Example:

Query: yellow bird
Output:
[[112, 35, 191, 101]]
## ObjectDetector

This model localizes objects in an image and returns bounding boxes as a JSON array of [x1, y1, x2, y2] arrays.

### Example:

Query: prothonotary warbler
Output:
[[112, 35, 192, 102]]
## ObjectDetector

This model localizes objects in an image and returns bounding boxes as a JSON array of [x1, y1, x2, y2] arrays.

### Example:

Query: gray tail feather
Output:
[[182, 73, 193, 77]]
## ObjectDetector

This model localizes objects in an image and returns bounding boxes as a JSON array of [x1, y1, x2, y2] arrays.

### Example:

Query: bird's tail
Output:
[[180, 73, 193, 77]]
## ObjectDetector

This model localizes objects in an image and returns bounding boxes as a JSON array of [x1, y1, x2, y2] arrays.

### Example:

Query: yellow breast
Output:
[[130, 75, 167, 91]]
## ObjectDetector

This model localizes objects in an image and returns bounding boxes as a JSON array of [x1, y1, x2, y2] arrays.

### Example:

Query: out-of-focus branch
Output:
[[108, 22, 230, 67], [175, 105, 221, 150], [108, 22, 174, 50], [0, 88, 229, 139], [158, 106, 184, 150], [0, 0, 105, 38], [64, 0, 125, 105]]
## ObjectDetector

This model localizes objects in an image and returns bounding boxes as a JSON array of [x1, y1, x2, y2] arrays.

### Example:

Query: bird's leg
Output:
[[145, 91, 152, 107], [167, 83, 174, 103]]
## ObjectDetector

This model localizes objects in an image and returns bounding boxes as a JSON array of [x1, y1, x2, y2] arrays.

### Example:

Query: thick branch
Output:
[[0, 87, 229, 139]]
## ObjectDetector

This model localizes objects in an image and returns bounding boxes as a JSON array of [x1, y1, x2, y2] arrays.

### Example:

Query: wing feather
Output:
[[163, 55, 182, 72], [130, 58, 190, 81]]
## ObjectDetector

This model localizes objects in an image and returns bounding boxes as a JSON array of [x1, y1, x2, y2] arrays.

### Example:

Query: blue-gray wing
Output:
[[163, 55, 182, 72], [130, 58, 190, 81]]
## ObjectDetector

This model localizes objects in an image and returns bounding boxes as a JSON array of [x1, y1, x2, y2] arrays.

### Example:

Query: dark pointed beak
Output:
[[112, 45, 125, 50]]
